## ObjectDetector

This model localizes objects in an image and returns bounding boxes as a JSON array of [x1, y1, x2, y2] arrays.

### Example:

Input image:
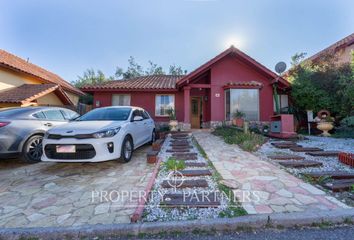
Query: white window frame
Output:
[[155, 94, 175, 117], [112, 94, 131, 106]]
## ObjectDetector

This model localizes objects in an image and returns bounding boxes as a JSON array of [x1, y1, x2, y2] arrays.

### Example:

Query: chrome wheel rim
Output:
[[26, 136, 43, 161], [124, 141, 132, 159]]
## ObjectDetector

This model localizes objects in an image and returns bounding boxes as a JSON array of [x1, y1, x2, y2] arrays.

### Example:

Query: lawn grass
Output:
[[212, 126, 266, 152]]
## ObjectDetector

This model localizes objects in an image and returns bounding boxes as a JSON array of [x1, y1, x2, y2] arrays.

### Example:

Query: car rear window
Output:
[[77, 108, 131, 121], [0, 108, 34, 118]]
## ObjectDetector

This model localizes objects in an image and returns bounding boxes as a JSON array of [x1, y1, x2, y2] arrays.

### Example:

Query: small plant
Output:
[[351, 184, 354, 193], [233, 110, 245, 119], [167, 108, 176, 120], [163, 157, 186, 171]]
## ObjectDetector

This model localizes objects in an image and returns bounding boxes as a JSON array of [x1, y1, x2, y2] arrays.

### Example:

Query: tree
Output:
[[73, 68, 108, 88], [169, 64, 187, 75], [289, 52, 354, 119], [113, 57, 187, 79]]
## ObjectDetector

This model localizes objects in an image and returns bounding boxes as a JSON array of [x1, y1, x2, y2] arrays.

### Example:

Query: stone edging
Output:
[[1, 209, 353, 240], [130, 156, 162, 223]]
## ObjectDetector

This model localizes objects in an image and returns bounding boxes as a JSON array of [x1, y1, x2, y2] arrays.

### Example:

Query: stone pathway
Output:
[[0, 146, 154, 228], [193, 131, 351, 214]]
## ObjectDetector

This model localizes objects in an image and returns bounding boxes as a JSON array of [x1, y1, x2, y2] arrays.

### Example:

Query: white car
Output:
[[41, 106, 156, 163]]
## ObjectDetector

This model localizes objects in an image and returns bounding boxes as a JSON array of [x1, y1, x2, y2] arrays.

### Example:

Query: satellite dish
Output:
[[275, 61, 287, 74]]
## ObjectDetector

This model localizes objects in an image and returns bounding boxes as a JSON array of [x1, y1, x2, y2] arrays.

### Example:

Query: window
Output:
[[61, 110, 79, 120], [273, 94, 289, 112], [112, 94, 131, 106], [142, 111, 150, 119], [225, 89, 259, 121], [155, 95, 175, 116], [43, 110, 65, 121], [33, 111, 46, 119]]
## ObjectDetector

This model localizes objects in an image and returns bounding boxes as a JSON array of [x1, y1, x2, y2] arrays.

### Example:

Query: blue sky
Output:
[[0, 0, 353, 82]]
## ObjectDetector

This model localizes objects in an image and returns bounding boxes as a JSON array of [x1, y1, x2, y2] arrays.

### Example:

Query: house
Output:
[[0, 49, 84, 108], [82, 46, 291, 129], [306, 32, 354, 64]]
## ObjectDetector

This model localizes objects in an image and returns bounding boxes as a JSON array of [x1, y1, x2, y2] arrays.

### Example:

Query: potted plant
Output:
[[232, 110, 245, 127], [167, 108, 178, 131], [315, 110, 334, 137]]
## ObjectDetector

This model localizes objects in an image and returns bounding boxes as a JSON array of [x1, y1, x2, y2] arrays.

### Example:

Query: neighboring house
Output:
[[82, 46, 291, 129], [306, 32, 354, 64], [0, 49, 84, 108]]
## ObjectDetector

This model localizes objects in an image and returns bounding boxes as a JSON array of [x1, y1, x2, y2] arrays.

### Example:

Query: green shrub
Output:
[[213, 127, 265, 152], [162, 157, 186, 171], [340, 116, 354, 128]]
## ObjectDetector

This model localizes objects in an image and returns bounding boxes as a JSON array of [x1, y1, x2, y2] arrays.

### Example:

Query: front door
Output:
[[190, 97, 201, 129]]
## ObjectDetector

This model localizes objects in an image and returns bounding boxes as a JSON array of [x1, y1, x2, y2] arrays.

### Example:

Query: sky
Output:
[[0, 0, 353, 83]]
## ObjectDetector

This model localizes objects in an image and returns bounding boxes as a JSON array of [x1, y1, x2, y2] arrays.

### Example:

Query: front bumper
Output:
[[41, 134, 124, 162]]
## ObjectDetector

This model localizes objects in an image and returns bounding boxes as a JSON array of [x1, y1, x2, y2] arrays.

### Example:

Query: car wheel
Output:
[[120, 136, 133, 163], [150, 129, 156, 144], [21, 134, 43, 163]]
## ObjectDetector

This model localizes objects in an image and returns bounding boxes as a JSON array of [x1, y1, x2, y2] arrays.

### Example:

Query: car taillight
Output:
[[0, 122, 10, 128]]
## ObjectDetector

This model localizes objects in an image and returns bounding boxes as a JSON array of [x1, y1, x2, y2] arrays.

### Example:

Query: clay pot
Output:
[[317, 122, 333, 137], [169, 120, 178, 131], [232, 118, 244, 128]]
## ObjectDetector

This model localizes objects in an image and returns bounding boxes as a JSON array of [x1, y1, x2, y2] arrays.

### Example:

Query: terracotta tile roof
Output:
[[0, 49, 84, 96], [81, 75, 184, 90], [0, 84, 72, 105], [224, 81, 263, 88], [307, 32, 354, 62]]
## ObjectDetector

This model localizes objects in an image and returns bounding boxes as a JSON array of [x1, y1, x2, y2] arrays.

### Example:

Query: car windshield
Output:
[[76, 108, 131, 121]]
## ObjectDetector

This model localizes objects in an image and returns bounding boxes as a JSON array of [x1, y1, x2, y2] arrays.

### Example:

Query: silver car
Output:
[[0, 107, 79, 163]]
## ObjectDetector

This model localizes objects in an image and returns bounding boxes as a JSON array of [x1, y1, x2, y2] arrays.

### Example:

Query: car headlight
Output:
[[92, 127, 121, 138]]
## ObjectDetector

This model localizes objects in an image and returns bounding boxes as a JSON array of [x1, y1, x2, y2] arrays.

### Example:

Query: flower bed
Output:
[[213, 126, 266, 152], [142, 133, 246, 222]]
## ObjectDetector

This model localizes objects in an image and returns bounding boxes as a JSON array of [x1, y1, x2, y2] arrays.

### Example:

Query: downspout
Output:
[[273, 77, 280, 114]]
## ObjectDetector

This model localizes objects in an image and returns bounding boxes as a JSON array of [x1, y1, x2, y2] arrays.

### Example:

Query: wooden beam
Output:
[[189, 84, 211, 89]]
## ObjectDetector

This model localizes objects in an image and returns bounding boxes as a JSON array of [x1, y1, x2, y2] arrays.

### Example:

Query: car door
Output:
[[41, 109, 68, 129], [142, 110, 154, 142], [130, 110, 145, 147]]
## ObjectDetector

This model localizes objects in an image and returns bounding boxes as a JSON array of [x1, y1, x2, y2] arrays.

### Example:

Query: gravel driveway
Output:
[[0, 145, 154, 228]]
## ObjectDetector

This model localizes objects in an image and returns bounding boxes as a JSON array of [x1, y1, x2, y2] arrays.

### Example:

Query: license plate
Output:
[[56, 145, 76, 153]]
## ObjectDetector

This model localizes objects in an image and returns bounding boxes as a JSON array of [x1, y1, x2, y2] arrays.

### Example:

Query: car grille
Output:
[[47, 134, 93, 139], [44, 144, 96, 160]]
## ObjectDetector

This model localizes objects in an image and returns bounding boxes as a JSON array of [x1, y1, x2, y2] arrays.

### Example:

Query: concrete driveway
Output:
[[0, 145, 154, 228]]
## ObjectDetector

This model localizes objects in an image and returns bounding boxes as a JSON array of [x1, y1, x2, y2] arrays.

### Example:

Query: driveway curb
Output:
[[0, 208, 353, 239]]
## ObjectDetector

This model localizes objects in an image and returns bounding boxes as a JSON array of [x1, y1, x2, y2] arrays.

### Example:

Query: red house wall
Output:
[[209, 55, 274, 122], [93, 91, 184, 122]]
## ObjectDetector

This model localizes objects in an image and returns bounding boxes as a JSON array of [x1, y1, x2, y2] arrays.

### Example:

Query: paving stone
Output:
[[306, 151, 340, 157], [276, 189, 293, 198], [177, 169, 212, 177], [166, 149, 191, 153], [299, 183, 325, 195], [220, 179, 240, 189], [184, 162, 207, 167], [94, 203, 111, 215], [161, 192, 220, 208], [27, 213, 46, 222], [285, 204, 303, 212], [323, 179, 354, 192], [294, 194, 318, 204], [268, 155, 305, 160], [57, 214, 71, 224], [290, 147, 323, 152], [270, 205, 287, 212], [278, 160, 323, 168], [303, 171, 354, 180], [161, 179, 208, 188]]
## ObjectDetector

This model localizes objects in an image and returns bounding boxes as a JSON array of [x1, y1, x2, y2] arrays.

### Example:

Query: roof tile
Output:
[[0, 49, 84, 95]]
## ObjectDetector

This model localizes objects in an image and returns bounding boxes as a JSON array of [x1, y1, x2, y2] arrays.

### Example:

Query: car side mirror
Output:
[[133, 116, 143, 121]]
